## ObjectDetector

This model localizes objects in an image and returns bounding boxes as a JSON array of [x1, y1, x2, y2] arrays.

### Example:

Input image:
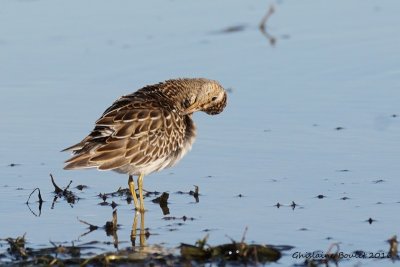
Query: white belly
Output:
[[114, 132, 195, 176]]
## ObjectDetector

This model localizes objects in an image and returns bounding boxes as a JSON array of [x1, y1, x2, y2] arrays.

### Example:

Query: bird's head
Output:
[[181, 78, 227, 115]]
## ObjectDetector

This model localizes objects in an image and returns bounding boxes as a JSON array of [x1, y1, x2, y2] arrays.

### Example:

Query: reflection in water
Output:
[[190, 186, 200, 203], [105, 210, 119, 249], [25, 177, 150, 249], [26, 188, 43, 217], [77, 210, 148, 248], [131, 211, 146, 247], [152, 192, 170, 215]]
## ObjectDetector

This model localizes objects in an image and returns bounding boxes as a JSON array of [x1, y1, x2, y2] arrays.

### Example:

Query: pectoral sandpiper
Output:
[[63, 78, 227, 212]]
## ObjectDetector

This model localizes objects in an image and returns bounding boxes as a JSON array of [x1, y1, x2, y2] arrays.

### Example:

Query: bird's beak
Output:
[[182, 103, 200, 115]]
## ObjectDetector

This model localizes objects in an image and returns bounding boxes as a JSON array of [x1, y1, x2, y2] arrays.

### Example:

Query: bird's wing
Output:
[[64, 95, 186, 172]]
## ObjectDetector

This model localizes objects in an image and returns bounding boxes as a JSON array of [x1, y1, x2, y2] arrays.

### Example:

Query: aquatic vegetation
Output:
[[0, 233, 287, 266], [180, 234, 284, 264]]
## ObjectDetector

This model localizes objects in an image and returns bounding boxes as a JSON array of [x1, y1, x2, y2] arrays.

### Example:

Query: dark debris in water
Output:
[[202, 228, 217, 232], [100, 188, 133, 205], [75, 184, 88, 191], [50, 173, 79, 208], [97, 193, 119, 207], [180, 231, 286, 264], [152, 192, 169, 205], [274, 201, 300, 210], [189, 186, 199, 202], [213, 24, 248, 34], [335, 126, 345, 130], [7, 163, 21, 167], [337, 169, 350, 172], [101, 187, 160, 205], [79, 210, 120, 248], [101, 187, 130, 198], [152, 192, 170, 215], [97, 187, 161, 209], [176, 185, 200, 203], [143, 189, 161, 198], [110, 201, 118, 209], [163, 216, 195, 222]]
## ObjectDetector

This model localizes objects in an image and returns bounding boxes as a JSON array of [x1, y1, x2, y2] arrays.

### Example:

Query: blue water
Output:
[[1, 0, 400, 266]]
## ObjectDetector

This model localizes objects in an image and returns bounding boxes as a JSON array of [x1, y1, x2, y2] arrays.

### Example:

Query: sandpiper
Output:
[[63, 78, 227, 212]]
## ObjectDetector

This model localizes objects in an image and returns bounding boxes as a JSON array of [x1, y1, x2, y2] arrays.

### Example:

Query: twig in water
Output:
[[259, 4, 277, 46], [50, 174, 63, 194], [259, 4, 275, 31], [50, 173, 78, 208]]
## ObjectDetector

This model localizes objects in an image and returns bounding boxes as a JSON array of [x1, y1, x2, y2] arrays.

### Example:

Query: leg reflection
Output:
[[131, 211, 146, 247]]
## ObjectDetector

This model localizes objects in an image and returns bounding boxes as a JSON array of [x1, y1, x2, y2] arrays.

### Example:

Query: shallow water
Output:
[[1, 0, 400, 266]]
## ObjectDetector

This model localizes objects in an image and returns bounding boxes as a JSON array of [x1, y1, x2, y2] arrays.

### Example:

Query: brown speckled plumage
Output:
[[63, 78, 227, 211]]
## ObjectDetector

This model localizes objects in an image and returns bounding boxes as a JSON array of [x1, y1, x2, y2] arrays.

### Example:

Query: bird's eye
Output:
[[211, 96, 218, 101], [183, 99, 191, 108]]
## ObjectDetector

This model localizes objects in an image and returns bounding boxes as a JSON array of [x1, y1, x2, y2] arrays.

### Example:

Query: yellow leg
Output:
[[137, 173, 145, 212], [128, 175, 140, 210]]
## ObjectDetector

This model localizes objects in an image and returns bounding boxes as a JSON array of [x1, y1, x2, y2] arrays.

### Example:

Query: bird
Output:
[[63, 78, 227, 212]]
